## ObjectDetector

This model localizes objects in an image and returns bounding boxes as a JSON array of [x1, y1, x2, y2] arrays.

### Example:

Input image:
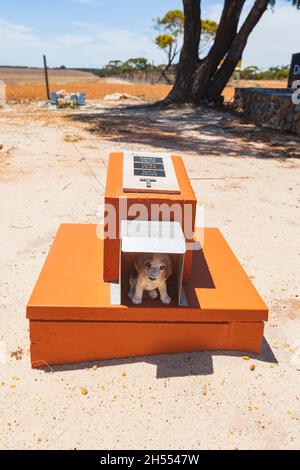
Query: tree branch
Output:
[[206, 0, 246, 68], [192, 0, 246, 99], [209, 0, 270, 99]]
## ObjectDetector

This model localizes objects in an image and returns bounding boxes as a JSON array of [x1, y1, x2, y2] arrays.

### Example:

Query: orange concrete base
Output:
[[30, 321, 264, 367], [27, 225, 268, 368]]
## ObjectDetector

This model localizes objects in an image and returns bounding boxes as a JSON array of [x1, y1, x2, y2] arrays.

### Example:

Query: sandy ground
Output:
[[0, 99, 300, 450]]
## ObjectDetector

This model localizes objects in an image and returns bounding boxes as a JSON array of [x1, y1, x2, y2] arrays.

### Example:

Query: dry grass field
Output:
[[6, 82, 172, 102], [0, 67, 288, 103], [0, 67, 171, 102]]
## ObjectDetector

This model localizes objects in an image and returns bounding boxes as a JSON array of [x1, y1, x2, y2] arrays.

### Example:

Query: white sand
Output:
[[0, 101, 300, 450]]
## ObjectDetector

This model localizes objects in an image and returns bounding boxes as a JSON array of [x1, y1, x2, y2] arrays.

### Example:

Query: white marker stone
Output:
[[123, 152, 180, 194]]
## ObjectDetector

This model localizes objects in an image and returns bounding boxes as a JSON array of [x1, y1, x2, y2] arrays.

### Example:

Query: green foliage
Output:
[[154, 10, 218, 65], [154, 10, 184, 66], [201, 19, 218, 35], [123, 58, 150, 73], [155, 33, 178, 71], [240, 65, 290, 80], [105, 60, 124, 74], [156, 34, 176, 49], [269, 0, 300, 8], [284, 0, 300, 7], [156, 10, 184, 38], [95, 58, 155, 77]]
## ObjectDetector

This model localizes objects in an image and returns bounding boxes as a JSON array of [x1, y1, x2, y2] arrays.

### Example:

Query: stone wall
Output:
[[234, 88, 300, 135]]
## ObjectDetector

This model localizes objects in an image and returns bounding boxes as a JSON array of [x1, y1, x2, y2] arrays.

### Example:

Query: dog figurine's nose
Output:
[[148, 268, 159, 281]]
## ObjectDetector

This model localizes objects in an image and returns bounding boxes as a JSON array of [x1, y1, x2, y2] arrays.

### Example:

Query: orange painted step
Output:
[[27, 224, 268, 367], [30, 321, 264, 368]]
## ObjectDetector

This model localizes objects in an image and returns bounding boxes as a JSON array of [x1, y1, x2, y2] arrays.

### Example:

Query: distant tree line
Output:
[[74, 61, 290, 83], [76, 59, 170, 83], [0, 65, 41, 69], [0, 62, 290, 83], [239, 65, 290, 80]]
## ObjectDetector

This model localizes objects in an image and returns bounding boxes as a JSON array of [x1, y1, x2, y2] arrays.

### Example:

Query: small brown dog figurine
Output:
[[128, 254, 173, 305]]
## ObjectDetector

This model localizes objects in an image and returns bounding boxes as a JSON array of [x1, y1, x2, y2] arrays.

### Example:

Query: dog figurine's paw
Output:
[[132, 295, 143, 305], [128, 290, 134, 300], [148, 290, 158, 299], [161, 294, 171, 304]]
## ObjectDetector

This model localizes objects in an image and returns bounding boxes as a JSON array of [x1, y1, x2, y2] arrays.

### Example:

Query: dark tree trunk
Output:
[[208, 0, 270, 100], [166, 0, 201, 103], [192, 0, 246, 100], [165, 0, 270, 106]]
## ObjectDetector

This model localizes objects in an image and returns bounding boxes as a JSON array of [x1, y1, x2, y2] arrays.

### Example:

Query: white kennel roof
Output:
[[121, 220, 186, 254]]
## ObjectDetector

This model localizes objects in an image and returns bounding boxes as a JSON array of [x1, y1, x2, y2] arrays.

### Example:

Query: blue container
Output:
[[77, 93, 86, 105], [50, 91, 57, 105], [50, 91, 86, 106]]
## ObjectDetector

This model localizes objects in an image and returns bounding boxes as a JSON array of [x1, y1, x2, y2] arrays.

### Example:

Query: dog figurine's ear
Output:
[[134, 254, 146, 275], [163, 256, 173, 280]]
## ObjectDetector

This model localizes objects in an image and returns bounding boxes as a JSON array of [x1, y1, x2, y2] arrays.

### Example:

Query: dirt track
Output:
[[0, 100, 300, 450]]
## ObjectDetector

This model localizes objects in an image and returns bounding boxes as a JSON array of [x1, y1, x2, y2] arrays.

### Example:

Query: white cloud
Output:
[[0, 18, 55, 67], [53, 21, 165, 67], [0, 17, 165, 67], [1, 1, 299, 69], [69, 0, 97, 4], [59, 24, 157, 65], [0, 18, 56, 66], [66, 0, 115, 7], [55, 34, 94, 46], [0, 18, 40, 47]]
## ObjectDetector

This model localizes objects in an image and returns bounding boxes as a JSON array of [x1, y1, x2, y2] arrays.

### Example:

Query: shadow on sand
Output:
[[42, 337, 277, 379], [67, 102, 299, 160]]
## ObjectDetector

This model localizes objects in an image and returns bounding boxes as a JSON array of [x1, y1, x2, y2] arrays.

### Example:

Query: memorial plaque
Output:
[[133, 156, 166, 178], [288, 53, 300, 88], [123, 152, 180, 194]]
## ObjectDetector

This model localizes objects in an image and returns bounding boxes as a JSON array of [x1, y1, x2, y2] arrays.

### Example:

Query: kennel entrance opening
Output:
[[110, 220, 187, 306]]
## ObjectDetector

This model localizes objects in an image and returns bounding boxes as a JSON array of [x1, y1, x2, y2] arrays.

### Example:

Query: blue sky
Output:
[[0, 0, 299, 69]]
